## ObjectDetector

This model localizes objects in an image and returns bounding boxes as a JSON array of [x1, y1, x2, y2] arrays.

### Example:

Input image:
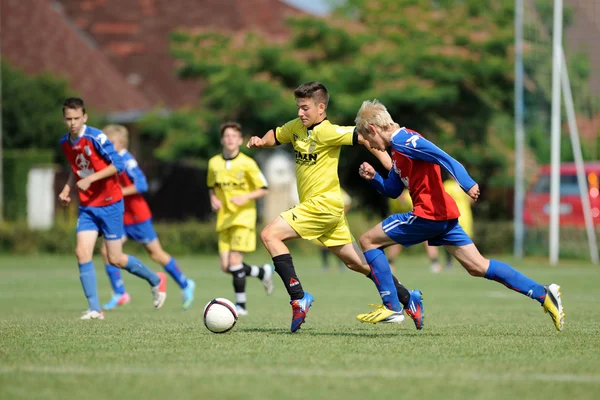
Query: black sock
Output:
[[229, 266, 246, 308], [320, 247, 329, 268], [272, 253, 304, 300], [241, 262, 266, 280], [392, 275, 411, 308], [368, 271, 410, 308]]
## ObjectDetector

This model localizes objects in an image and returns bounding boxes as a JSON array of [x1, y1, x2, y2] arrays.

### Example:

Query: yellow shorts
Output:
[[280, 194, 354, 248], [218, 226, 256, 253]]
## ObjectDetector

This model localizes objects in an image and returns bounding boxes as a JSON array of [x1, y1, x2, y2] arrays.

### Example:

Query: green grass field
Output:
[[1, 251, 599, 399]]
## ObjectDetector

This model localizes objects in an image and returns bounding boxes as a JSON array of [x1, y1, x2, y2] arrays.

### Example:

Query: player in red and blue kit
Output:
[[354, 99, 565, 331], [99, 125, 196, 311], [59, 98, 167, 320]]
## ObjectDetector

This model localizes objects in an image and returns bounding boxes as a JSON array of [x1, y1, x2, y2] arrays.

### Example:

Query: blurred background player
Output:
[[100, 124, 196, 311], [207, 122, 274, 316], [319, 188, 352, 272], [442, 178, 475, 269], [58, 98, 166, 320], [386, 191, 442, 273]]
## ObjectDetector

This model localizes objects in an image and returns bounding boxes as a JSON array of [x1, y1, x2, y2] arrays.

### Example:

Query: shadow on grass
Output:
[[238, 326, 449, 338]]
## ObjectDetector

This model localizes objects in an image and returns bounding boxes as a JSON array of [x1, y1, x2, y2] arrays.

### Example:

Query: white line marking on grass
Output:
[[1, 365, 599, 383]]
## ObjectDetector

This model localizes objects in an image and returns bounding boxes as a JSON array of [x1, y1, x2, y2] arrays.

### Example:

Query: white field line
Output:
[[0, 365, 599, 383]]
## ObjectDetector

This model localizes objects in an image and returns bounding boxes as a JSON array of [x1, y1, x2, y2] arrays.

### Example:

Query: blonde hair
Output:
[[354, 99, 395, 134], [103, 124, 129, 147]]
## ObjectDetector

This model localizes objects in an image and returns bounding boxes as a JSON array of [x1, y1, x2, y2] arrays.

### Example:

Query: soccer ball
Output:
[[203, 298, 238, 333]]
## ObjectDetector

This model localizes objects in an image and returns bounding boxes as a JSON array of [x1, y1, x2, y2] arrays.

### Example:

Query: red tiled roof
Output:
[[1, 0, 151, 114], [58, 0, 304, 109]]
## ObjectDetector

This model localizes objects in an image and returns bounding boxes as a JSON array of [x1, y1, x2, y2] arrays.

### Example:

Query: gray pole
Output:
[[514, 0, 525, 258], [549, 0, 563, 265]]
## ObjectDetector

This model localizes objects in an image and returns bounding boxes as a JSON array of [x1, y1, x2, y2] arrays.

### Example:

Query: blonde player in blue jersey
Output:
[[354, 99, 564, 331], [208, 122, 275, 316], [247, 82, 421, 332]]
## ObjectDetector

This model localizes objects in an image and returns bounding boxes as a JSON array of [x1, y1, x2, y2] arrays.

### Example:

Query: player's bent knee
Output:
[[75, 246, 93, 263], [358, 233, 373, 251]]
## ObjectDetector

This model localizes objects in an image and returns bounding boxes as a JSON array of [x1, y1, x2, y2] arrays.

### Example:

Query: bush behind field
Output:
[[0, 213, 596, 259]]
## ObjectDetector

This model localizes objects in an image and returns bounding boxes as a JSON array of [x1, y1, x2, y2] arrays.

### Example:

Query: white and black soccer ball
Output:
[[203, 298, 238, 333]]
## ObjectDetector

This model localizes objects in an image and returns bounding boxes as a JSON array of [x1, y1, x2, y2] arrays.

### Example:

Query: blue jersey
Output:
[[116, 149, 152, 225], [370, 128, 477, 220]]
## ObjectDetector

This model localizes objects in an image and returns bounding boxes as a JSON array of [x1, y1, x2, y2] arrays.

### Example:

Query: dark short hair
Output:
[[294, 81, 329, 108], [219, 121, 242, 137], [63, 97, 86, 115]]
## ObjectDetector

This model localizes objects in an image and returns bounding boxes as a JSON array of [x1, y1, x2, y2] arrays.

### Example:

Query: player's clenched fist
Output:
[[58, 190, 71, 206], [358, 162, 376, 180], [246, 136, 265, 149]]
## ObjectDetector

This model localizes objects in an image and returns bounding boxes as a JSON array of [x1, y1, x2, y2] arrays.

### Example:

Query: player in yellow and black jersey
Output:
[[207, 122, 275, 316], [247, 82, 417, 332]]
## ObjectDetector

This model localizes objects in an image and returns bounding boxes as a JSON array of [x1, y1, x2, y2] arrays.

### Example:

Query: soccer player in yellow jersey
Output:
[[207, 122, 275, 316], [247, 82, 417, 332]]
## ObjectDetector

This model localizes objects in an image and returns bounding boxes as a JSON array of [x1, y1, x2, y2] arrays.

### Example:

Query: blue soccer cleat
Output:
[[182, 279, 196, 311], [102, 292, 130, 311], [290, 292, 314, 332], [405, 290, 424, 330]]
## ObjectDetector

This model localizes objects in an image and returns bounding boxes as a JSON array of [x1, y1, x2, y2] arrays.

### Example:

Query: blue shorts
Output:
[[382, 212, 473, 247], [124, 219, 157, 244], [77, 200, 124, 241]]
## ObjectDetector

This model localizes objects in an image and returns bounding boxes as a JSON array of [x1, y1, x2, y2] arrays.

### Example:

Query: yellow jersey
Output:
[[443, 179, 473, 235], [207, 152, 268, 232], [275, 118, 355, 208]]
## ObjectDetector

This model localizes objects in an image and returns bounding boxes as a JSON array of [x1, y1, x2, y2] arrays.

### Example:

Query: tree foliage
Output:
[[1, 62, 74, 157], [169, 0, 518, 211]]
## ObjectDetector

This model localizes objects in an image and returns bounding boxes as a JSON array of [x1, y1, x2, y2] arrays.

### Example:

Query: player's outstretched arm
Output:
[[247, 129, 277, 149], [359, 162, 404, 199], [395, 135, 477, 194]]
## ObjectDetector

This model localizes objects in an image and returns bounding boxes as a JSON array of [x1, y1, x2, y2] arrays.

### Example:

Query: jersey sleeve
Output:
[[207, 160, 215, 188], [90, 133, 125, 173], [369, 170, 405, 199], [246, 159, 268, 190], [319, 125, 355, 146], [124, 157, 148, 193], [392, 135, 477, 192], [275, 120, 296, 145]]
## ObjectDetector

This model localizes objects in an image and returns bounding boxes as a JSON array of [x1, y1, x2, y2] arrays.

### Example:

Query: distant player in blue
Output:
[[100, 125, 196, 311], [59, 98, 167, 320], [354, 100, 565, 331]]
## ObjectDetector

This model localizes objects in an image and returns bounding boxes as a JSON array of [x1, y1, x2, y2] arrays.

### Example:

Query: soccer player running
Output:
[[59, 98, 166, 320], [353, 99, 565, 331], [207, 122, 275, 316], [99, 125, 196, 311], [247, 82, 422, 332]]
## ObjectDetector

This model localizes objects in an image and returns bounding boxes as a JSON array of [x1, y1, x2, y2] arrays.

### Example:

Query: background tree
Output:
[[169, 0, 517, 216]]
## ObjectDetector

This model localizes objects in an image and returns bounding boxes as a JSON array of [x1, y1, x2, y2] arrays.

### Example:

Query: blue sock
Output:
[[364, 248, 402, 311], [79, 262, 101, 312], [485, 259, 546, 304], [105, 264, 126, 295], [123, 255, 160, 287], [164, 258, 188, 289]]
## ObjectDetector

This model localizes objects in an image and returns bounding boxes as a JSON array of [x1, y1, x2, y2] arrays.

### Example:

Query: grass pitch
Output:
[[1, 252, 599, 399]]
